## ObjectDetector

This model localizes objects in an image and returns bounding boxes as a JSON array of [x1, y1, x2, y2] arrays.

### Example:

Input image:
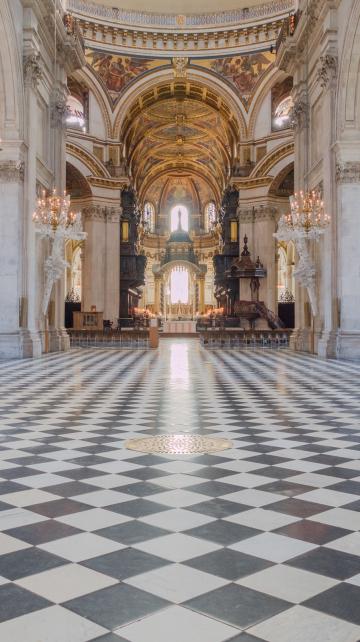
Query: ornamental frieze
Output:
[[68, 0, 294, 29], [0, 161, 25, 183], [336, 162, 360, 184]]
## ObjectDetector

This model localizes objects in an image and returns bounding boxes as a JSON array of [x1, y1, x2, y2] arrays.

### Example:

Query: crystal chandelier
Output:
[[274, 0, 330, 319], [32, 0, 87, 318], [33, 189, 81, 239], [277, 190, 330, 242]]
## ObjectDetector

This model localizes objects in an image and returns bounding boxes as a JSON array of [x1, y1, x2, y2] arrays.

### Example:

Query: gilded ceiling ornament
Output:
[[176, 14, 186, 27], [172, 57, 189, 78]]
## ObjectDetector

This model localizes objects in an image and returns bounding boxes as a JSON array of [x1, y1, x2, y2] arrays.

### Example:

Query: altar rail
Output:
[[68, 329, 150, 349], [199, 329, 292, 349]]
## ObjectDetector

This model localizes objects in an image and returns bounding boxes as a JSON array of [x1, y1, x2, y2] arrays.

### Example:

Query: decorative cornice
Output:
[[0, 161, 25, 183], [23, 52, 43, 88], [68, 0, 294, 30], [238, 204, 276, 222], [316, 54, 337, 89], [88, 176, 130, 189], [230, 176, 272, 190], [83, 204, 121, 221], [336, 162, 360, 184]]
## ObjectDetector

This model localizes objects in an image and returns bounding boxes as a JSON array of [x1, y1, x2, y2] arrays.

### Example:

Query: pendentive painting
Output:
[[193, 52, 273, 108], [86, 50, 169, 103]]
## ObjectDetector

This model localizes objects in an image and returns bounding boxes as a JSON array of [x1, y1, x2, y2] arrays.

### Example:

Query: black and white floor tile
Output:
[[0, 339, 360, 641]]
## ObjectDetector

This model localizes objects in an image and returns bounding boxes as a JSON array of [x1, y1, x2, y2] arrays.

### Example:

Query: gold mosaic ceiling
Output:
[[123, 85, 236, 202]]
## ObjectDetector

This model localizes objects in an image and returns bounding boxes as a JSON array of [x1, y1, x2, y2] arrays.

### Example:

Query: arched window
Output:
[[143, 202, 155, 232], [205, 201, 217, 231], [170, 205, 189, 232], [273, 96, 293, 130], [66, 95, 86, 131]]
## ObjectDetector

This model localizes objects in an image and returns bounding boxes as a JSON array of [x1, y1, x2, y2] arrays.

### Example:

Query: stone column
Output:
[[0, 159, 25, 358], [335, 160, 360, 359], [49, 84, 70, 353], [22, 52, 43, 357], [104, 207, 121, 324], [198, 275, 205, 314], [254, 207, 277, 313], [317, 54, 339, 358], [154, 275, 162, 315], [82, 205, 106, 313], [238, 206, 277, 313]]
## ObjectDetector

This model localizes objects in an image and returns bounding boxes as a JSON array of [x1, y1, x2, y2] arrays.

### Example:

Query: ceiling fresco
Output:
[[86, 49, 273, 110], [193, 52, 273, 109], [85, 50, 169, 103], [83, 47, 274, 206]]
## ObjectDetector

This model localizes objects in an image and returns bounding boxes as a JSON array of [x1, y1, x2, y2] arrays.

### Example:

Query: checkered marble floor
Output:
[[0, 339, 360, 642]]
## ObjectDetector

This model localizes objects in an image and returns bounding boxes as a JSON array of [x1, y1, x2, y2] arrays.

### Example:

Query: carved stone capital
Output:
[[336, 162, 360, 184], [83, 205, 107, 221], [290, 99, 309, 131], [0, 161, 25, 183], [106, 207, 122, 223], [23, 52, 42, 88], [316, 54, 337, 89], [238, 205, 276, 222], [50, 88, 68, 129]]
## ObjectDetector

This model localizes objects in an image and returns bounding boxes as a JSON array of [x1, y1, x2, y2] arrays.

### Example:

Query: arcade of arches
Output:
[[2, 0, 360, 359]]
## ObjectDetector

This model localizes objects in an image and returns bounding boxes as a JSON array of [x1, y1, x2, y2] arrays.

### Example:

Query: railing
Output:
[[199, 329, 292, 348], [68, 329, 150, 349]]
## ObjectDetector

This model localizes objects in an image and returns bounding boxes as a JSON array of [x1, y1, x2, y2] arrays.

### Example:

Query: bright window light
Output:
[[170, 267, 189, 304], [170, 205, 189, 232]]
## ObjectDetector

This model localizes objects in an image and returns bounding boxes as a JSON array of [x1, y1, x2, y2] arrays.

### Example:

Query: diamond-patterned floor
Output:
[[0, 338, 360, 641]]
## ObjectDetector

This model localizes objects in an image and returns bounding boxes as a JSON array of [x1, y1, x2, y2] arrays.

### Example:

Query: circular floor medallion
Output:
[[125, 434, 233, 455]]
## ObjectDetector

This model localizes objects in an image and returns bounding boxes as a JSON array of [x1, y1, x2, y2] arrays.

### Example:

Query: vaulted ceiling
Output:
[[122, 83, 237, 204]]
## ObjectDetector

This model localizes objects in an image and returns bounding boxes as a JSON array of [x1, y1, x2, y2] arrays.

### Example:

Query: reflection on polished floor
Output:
[[0, 339, 360, 641]]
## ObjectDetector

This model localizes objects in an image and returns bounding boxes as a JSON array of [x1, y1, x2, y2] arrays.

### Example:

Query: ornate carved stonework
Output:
[[336, 162, 360, 184], [172, 57, 188, 78], [0, 161, 25, 183], [68, 0, 293, 28], [290, 99, 309, 130], [83, 205, 107, 221], [238, 205, 276, 223], [50, 88, 68, 129], [316, 54, 337, 89], [106, 207, 122, 223], [23, 52, 42, 88], [82, 205, 121, 222]]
